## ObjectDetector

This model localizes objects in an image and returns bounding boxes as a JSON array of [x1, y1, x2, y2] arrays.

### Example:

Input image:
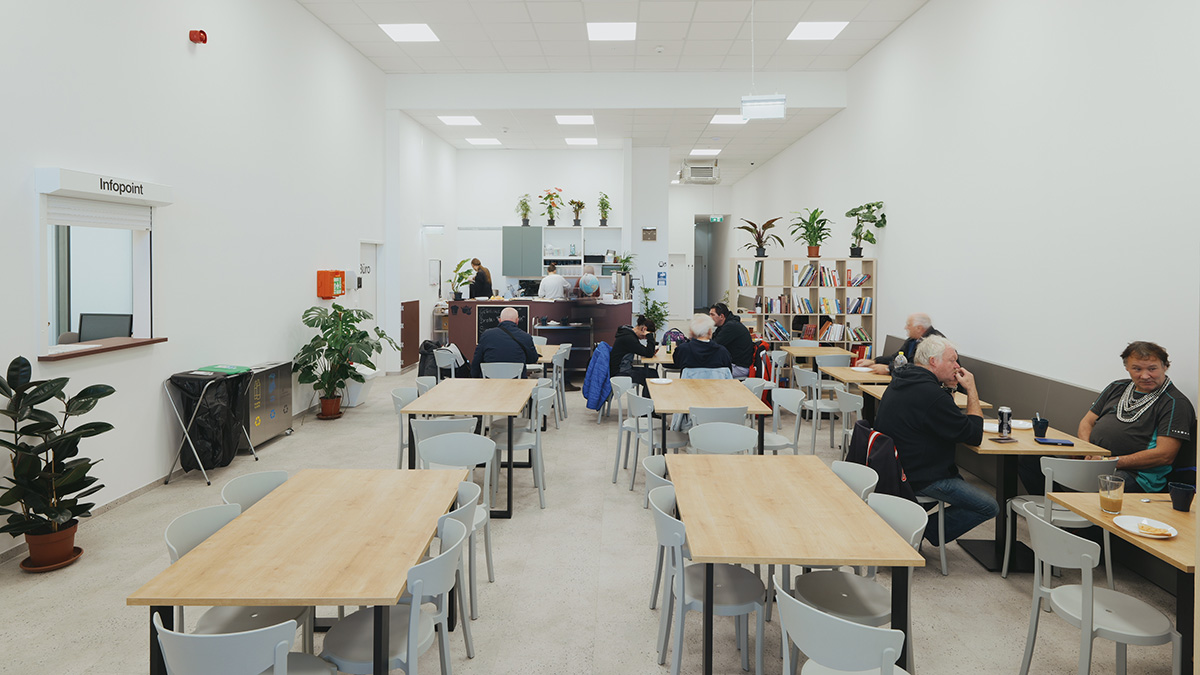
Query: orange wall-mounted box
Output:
[[317, 270, 346, 299]]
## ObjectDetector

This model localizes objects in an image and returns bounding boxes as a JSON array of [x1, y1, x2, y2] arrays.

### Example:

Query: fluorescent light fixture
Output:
[[421, 223, 445, 234], [438, 116, 480, 126], [587, 22, 636, 41], [787, 21, 848, 40], [565, 138, 598, 146], [710, 114, 749, 125], [556, 115, 594, 125], [740, 94, 787, 120], [690, 149, 721, 157], [380, 23, 439, 42], [465, 138, 501, 145]]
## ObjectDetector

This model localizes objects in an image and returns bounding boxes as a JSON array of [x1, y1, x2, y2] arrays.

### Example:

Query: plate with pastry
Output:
[[1113, 515, 1177, 539]]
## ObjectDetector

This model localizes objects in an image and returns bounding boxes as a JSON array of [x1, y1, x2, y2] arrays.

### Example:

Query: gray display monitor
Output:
[[78, 313, 133, 342]]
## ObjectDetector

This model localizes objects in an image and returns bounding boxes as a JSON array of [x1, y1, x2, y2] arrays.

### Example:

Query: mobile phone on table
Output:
[[988, 437, 1019, 444], [1034, 438, 1074, 446]]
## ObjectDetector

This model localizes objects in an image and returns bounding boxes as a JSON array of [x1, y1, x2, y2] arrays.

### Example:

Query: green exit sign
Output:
[[709, 215, 723, 222]]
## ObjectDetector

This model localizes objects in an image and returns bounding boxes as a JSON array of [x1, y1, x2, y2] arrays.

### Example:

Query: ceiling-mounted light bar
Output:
[[740, 94, 787, 120]]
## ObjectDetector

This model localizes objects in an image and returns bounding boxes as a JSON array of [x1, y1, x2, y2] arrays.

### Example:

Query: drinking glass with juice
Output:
[[1098, 474, 1124, 514]]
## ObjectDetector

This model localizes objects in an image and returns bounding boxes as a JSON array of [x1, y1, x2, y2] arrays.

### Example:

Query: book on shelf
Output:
[[794, 262, 818, 287], [851, 344, 873, 361], [763, 318, 792, 341], [819, 321, 846, 341], [752, 260, 763, 286], [849, 272, 872, 287], [801, 323, 817, 340]]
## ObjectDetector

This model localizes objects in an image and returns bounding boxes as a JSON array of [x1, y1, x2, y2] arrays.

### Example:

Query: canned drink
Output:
[[998, 406, 1013, 438]]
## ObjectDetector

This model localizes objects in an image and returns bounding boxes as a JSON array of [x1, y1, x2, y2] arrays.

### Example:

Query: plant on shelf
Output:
[[293, 304, 399, 421], [597, 191, 612, 226], [791, 208, 833, 257], [845, 201, 886, 258], [615, 251, 636, 273], [568, 199, 585, 226], [0, 356, 113, 571], [639, 286, 668, 337], [736, 217, 785, 258], [515, 193, 532, 226], [539, 187, 564, 225], [445, 258, 474, 301]]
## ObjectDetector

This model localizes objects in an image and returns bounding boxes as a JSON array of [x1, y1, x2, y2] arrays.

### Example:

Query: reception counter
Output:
[[447, 298, 633, 371]]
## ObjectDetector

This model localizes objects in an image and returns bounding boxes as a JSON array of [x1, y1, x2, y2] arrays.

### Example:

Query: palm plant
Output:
[[737, 217, 786, 257], [791, 208, 833, 252]]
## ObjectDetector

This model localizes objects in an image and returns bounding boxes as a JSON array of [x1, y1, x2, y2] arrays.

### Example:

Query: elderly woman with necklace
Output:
[[1078, 341, 1195, 493]]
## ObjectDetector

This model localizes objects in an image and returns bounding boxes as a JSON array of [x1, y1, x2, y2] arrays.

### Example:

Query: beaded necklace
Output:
[[1115, 377, 1170, 423]]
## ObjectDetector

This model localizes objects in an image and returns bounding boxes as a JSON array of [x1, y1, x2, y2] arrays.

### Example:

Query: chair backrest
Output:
[[165, 503, 241, 563], [835, 389, 864, 432], [795, 368, 821, 393], [609, 376, 633, 412], [481, 362, 523, 379], [220, 471, 288, 511], [433, 349, 457, 369], [153, 614, 297, 675], [790, 339, 818, 347], [392, 387, 418, 415], [689, 406, 748, 425], [58, 331, 80, 344], [767, 350, 788, 367], [531, 335, 549, 346], [682, 367, 733, 380], [772, 388, 806, 416], [1021, 500, 1102, 571], [1041, 456, 1119, 494], [743, 378, 768, 397], [411, 418, 478, 460], [815, 354, 851, 368], [688, 422, 758, 454], [415, 376, 437, 396], [774, 579, 903, 675], [867, 492, 928, 548], [648, 485, 686, 550], [434, 481, 480, 562], [626, 391, 655, 420], [832, 460, 879, 501], [643, 455, 672, 494], [418, 432, 496, 507], [406, 518, 468, 619]]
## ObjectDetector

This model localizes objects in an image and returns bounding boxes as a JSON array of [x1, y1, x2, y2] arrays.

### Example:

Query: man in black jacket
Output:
[[856, 312, 943, 375], [471, 307, 538, 378], [610, 316, 658, 391], [709, 303, 754, 378], [872, 335, 997, 545]]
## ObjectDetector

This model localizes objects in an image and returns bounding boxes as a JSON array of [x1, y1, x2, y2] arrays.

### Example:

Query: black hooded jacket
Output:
[[712, 314, 754, 367], [610, 325, 658, 377]]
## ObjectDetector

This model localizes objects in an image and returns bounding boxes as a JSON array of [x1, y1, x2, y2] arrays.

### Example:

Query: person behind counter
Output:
[[469, 258, 493, 298], [471, 307, 538, 378], [672, 313, 732, 375], [538, 263, 572, 300], [611, 315, 658, 392]]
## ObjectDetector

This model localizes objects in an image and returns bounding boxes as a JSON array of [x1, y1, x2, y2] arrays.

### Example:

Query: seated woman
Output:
[[671, 313, 732, 374], [610, 315, 658, 392]]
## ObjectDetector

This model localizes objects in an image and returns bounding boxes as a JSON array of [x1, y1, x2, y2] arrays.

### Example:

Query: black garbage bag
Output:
[[168, 371, 247, 471]]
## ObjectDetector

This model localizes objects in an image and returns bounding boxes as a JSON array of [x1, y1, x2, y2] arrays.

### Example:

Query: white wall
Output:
[[721, 0, 1200, 401], [668, 184, 734, 315], [630, 147, 671, 320], [0, 0, 386, 529]]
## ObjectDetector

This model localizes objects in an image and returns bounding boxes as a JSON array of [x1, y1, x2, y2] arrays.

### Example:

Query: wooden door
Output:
[[401, 300, 419, 368]]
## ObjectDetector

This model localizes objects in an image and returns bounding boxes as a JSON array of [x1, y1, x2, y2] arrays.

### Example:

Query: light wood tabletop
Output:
[[782, 345, 856, 359], [640, 345, 676, 365], [819, 365, 893, 385], [666, 454, 924, 567], [1047, 492, 1195, 572], [646, 378, 771, 416], [401, 377, 536, 416], [536, 344, 557, 364], [859, 383, 993, 410], [964, 425, 1108, 457], [127, 468, 465, 607]]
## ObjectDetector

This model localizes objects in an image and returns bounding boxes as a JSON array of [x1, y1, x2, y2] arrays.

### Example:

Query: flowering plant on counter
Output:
[[539, 188, 564, 220]]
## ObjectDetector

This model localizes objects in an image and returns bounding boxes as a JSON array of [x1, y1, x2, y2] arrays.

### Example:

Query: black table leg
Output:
[[1179, 569, 1194, 666], [891, 567, 911, 670], [703, 563, 714, 675], [407, 415, 416, 470], [757, 415, 765, 455], [149, 606, 171, 675], [959, 454, 1034, 572], [373, 605, 390, 675], [661, 411, 668, 456]]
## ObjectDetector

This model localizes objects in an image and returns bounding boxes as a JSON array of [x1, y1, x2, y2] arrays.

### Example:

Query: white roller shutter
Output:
[[46, 195, 152, 231]]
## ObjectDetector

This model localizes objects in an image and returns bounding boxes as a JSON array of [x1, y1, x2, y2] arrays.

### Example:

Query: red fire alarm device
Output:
[[317, 270, 346, 299], [189, 30, 207, 44]]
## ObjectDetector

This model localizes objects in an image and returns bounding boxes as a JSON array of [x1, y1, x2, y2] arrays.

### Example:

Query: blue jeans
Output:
[[917, 477, 1000, 545]]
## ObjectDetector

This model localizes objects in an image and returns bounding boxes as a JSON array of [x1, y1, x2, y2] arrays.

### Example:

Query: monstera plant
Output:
[[293, 304, 399, 420]]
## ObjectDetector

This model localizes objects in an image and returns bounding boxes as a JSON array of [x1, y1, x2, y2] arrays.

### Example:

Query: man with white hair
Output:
[[855, 312, 943, 375], [670, 313, 733, 372], [872, 335, 998, 546], [471, 307, 538, 378]]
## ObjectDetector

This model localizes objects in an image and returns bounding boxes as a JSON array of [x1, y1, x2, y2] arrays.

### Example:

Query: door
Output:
[[401, 300, 419, 368], [358, 243, 378, 333]]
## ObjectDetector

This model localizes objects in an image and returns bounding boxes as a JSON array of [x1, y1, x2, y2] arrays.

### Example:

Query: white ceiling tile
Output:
[[588, 41, 637, 56], [413, 57, 465, 72], [686, 22, 742, 40], [444, 40, 500, 57], [547, 56, 594, 70], [541, 41, 591, 56], [431, 23, 492, 42], [589, 55, 638, 70], [692, 1, 750, 22], [370, 55, 421, 72], [526, 1, 585, 23], [820, 39, 878, 56], [448, 56, 504, 71], [801, 0, 870, 22], [734, 21, 795, 41], [808, 54, 864, 69], [329, 23, 391, 42], [772, 40, 831, 56], [502, 56, 551, 71], [493, 41, 544, 57], [636, 54, 681, 70], [764, 53, 816, 70], [636, 40, 685, 56], [353, 41, 408, 58], [534, 22, 589, 42], [484, 23, 540, 41], [637, 1, 697, 22], [637, 22, 691, 41], [359, 1, 476, 24], [682, 40, 733, 56], [469, 1, 531, 23], [397, 42, 453, 57], [302, 3, 372, 24], [582, 1, 639, 22], [749, 1, 812, 22], [675, 55, 727, 70], [856, 0, 928, 22], [836, 21, 901, 41]]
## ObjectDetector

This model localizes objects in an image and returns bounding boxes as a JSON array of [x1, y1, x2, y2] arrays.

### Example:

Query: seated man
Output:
[[855, 312, 943, 375], [672, 313, 732, 373], [610, 316, 658, 392], [872, 335, 998, 545], [709, 303, 754, 378], [470, 307, 538, 378]]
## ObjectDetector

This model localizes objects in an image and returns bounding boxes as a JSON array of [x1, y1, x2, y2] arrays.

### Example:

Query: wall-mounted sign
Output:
[[709, 215, 723, 223], [657, 271, 667, 286], [642, 227, 657, 241], [35, 167, 173, 207]]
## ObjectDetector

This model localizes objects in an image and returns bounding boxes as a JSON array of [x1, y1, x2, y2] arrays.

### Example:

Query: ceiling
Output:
[[296, 0, 929, 183]]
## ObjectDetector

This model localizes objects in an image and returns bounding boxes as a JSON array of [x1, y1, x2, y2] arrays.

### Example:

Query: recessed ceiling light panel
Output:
[[380, 23, 440, 42], [787, 21, 848, 40], [587, 22, 637, 41], [556, 115, 595, 125], [465, 138, 501, 146], [710, 114, 749, 125], [565, 138, 598, 146], [438, 116, 481, 126], [690, 149, 721, 157]]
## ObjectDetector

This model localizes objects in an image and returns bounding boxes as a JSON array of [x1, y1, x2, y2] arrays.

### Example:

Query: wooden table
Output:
[[819, 365, 893, 386], [128, 469, 465, 675], [667, 455, 925, 674], [957, 426, 1109, 573], [646, 379, 772, 453], [782, 345, 855, 360], [401, 378, 537, 519], [859, 383, 993, 424], [636, 345, 676, 377], [1048, 492, 1194, 664], [536, 344, 557, 364]]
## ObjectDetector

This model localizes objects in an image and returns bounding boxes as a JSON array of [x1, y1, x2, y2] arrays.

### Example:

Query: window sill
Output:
[[38, 337, 168, 362]]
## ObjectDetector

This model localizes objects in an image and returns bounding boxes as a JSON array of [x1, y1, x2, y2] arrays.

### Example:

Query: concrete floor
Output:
[[0, 370, 1182, 674]]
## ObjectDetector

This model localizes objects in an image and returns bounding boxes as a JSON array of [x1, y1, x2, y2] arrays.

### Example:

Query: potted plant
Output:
[[516, 194, 532, 227], [568, 199, 585, 227], [791, 208, 832, 257], [845, 201, 886, 258], [0, 356, 112, 571], [639, 286, 669, 339], [446, 258, 474, 301], [597, 191, 612, 226], [616, 251, 636, 273], [736, 217, 785, 257], [293, 304, 399, 420], [539, 188, 563, 226]]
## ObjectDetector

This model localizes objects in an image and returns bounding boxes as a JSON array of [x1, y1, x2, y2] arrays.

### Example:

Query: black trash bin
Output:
[[168, 370, 249, 471]]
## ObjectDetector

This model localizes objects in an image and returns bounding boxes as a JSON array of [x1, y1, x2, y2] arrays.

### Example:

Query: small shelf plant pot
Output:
[[547, 219, 555, 227], [807, 246, 821, 258], [599, 218, 608, 227], [849, 246, 863, 258], [755, 247, 767, 258], [573, 219, 581, 227], [521, 218, 530, 227]]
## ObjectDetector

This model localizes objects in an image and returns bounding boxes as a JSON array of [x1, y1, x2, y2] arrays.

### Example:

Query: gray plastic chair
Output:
[[418, 432, 497, 621], [681, 367, 733, 380], [531, 335, 548, 346], [153, 615, 334, 675], [796, 369, 843, 452], [415, 376, 437, 396], [762, 389, 806, 455], [480, 361, 523, 379], [688, 421, 757, 455], [775, 580, 910, 675], [743, 377, 769, 398], [642, 455, 674, 610], [649, 485, 764, 675], [1018, 502, 1181, 675], [625, 392, 688, 491], [411, 418, 478, 468], [164, 504, 313, 652], [831, 460, 878, 500], [833, 389, 863, 459], [391, 387, 419, 469], [320, 518, 468, 675], [689, 406, 748, 426], [916, 494, 949, 576], [551, 345, 571, 418], [765, 350, 788, 387], [490, 388, 555, 509], [221, 471, 288, 510], [601, 375, 632, 424], [607, 377, 640, 481], [1003, 457, 1119, 589], [433, 348, 458, 381]]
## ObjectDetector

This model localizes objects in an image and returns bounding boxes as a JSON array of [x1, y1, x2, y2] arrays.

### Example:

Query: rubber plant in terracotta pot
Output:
[[568, 199, 585, 227], [791, 208, 832, 257], [539, 187, 563, 226], [516, 193, 532, 226], [737, 217, 785, 258], [845, 201, 886, 258], [0, 356, 113, 571], [597, 191, 611, 226], [293, 304, 398, 420]]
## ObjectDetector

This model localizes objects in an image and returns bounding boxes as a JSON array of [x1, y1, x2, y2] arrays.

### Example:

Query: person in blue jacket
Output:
[[471, 307, 538, 378]]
